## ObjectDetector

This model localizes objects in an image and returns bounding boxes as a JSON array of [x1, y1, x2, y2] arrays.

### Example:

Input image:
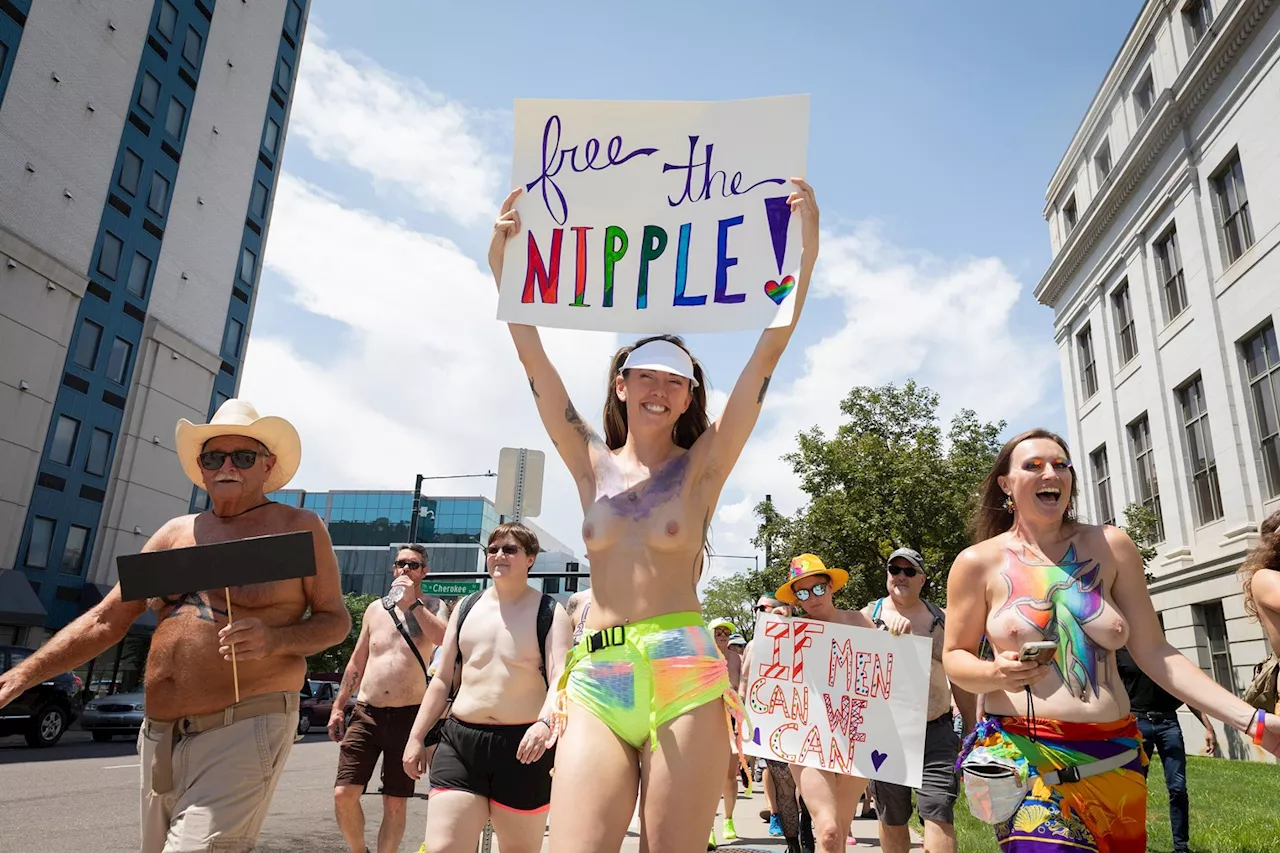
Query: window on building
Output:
[[1178, 375, 1224, 525], [85, 429, 112, 477], [107, 337, 133, 385], [1090, 446, 1115, 526], [0, 43, 8, 77], [1063, 195, 1078, 234], [275, 56, 293, 92], [1077, 324, 1098, 399], [1134, 70, 1156, 121], [1095, 141, 1112, 183], [1184, 0, 1213, 43], [250, 181, 269, 219], [61, 526, 90, 575], [74, 319, 103, 370], [165, 97, 187, 139], [157, 1, 178, 40], [51, 415, 81, 465], [118, 149, 143, 196], [97, 232, 123, 280], [262, 118, 281, 156], [1213, 153, 1253, 265], [126, 252, 152, 299], [1242, 323, 1280, 498], [1153, 228, 1187, 321], [138, 73, 160, 116], [1111, 282, 1138, 364], [25, 517, 55, 569], [223, 318, 244, 359], [1129, 414, 1165, 541], [1194, 600, 1235, 692], [239, 247, 257, 284], [285, 1, 303, 35], [147, 172, 170, 216], [182, 26, 202, 66]]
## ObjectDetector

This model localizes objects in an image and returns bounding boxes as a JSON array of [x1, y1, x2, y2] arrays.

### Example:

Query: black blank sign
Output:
[[116, 531, 317, 601]]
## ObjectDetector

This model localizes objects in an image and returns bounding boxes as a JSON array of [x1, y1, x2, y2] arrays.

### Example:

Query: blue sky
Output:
[[240, 0, 1145, 570]]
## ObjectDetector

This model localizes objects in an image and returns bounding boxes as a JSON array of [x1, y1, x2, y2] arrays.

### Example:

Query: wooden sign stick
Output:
[[225, 587, 240, 704]]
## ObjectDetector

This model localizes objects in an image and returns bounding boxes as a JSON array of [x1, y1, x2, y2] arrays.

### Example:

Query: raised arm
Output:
[[489, 188, 605, 500], [695, 179, 817, 484]]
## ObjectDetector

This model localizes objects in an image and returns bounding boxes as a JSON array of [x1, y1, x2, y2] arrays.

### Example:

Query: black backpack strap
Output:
[[384, 599, 429, 681], [449, 591, 485, 698], [924, 599, 946, 634], [870, 598, 886, 628], [536, 594, 556, 686]]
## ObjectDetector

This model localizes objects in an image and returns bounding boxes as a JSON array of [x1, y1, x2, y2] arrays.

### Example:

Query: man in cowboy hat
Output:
[[860, 547, 975, 853], [0, 399, 350, 853]]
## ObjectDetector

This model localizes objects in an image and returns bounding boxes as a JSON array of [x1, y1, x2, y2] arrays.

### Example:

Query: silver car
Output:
[[80, 692, 145, 742]]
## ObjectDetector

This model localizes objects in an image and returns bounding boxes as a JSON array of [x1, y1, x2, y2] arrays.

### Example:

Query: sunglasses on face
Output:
[[487, 544, 522, 556], [887, 565, 921, 578], [198, 449, 261, 471], [393, 559, 424, 570], [793, 583, 827, 601]]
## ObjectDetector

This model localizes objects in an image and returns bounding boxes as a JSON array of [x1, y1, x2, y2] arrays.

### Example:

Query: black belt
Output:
[[1136, 710, 1179, 722]]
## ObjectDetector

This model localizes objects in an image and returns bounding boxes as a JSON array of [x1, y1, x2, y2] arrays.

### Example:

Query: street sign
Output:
[[496, 447, 545, 519], [421, 579, 484, 597]]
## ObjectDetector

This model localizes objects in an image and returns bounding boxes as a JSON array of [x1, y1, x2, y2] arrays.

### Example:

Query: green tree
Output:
[[750, 381, 1004, 610], [306, 592, 378, 675], [1122, 502, 1160, 583], [700, 573, 762, 640]]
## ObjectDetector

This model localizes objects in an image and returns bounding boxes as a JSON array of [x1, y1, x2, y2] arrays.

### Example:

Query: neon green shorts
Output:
[[550, 611, 746, 752]]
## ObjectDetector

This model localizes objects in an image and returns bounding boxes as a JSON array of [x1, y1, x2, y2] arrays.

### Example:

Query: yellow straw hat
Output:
[[775, 553, 849, 605]]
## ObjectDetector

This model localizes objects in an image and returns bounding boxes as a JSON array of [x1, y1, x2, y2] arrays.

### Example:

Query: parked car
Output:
[[80, 691, 146, 742], [0, 645, 82, 747], [298, 678, 354, 735]]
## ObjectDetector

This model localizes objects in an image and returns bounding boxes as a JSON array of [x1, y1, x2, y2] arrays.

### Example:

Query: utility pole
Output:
[[764, 493, 774, 569], [408, 471, 497, 544]]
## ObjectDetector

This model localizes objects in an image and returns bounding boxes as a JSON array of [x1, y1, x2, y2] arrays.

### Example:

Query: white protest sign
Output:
[[498, 96, 810, 333], [741, 614, 933, 788]]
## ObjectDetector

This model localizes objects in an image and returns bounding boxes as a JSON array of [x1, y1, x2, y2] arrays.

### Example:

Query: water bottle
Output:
[[382, 585, 405, 609]]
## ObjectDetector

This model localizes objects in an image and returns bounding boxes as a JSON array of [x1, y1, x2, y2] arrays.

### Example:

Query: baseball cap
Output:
[[887, 548, 925, 571]]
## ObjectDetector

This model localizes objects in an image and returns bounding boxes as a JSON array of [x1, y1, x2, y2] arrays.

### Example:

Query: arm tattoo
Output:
[[404, 609, 424, 638], [565, 403, 593, 445], [528, 377, 540, 399], [342, 669, 361, 692], [757, 375, 772, 405]]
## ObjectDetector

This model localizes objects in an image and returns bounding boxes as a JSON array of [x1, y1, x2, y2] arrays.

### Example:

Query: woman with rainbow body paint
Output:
[[487, 179, 819, 852], [943, 429, 1280, 853]]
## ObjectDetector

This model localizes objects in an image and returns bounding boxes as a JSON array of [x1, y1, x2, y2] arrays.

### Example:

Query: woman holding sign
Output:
[[487, 179, 817, 853], [943, 429, 1280, 853]]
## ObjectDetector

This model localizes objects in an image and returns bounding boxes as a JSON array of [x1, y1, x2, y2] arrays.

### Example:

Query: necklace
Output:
[[212, 500, 275, 519]]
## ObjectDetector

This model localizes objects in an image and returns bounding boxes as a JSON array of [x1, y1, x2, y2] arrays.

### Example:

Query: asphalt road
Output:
[[0, 730, 891, 851]]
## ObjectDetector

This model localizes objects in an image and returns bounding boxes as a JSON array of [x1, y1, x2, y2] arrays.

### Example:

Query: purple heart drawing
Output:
[[753, 727, 762, 745], [871, 750, 888, 771]]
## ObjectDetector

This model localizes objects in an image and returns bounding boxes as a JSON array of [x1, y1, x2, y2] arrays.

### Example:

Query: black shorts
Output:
[[429, 717, 554, 813]]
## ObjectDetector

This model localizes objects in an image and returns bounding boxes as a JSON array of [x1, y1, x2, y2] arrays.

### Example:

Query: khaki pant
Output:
[[137, 692, 298, 852]]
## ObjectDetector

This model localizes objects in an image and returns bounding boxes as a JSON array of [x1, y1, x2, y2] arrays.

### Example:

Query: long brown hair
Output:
[[1243, 511, 1280, 618], [968, 428, 1080, 544], [602, 334, 710, 451]]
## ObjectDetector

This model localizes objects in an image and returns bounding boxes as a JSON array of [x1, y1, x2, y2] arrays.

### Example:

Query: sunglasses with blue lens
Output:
[[793, 582, 828, 602]]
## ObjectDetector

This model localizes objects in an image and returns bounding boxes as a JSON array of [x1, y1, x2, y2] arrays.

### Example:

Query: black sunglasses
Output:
[[393, 559, 424, 570], [487, 544, 522, 556], [887, 565, 920, 578], [755, 604, 771, 612], [198, 449, 261, 471]]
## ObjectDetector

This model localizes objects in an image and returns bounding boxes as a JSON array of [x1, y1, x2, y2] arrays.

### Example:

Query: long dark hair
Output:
[[968, 428, 1079, 544], [1243, 511, 1280, 619], [602, 334, 710, 451]]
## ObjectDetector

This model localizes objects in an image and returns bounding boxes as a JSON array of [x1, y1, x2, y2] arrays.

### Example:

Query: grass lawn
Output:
[[920, 756, 1280, 853]]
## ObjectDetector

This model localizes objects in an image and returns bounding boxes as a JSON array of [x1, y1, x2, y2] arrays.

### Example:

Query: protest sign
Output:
[[741, 614, 933, 788], [115, 531, 317, 601], [498, 95, 810, 333]]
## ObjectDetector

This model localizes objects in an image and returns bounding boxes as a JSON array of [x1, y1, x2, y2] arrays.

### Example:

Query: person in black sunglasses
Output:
[[861, 548, 975, 853], [331, 542, 450, 853]]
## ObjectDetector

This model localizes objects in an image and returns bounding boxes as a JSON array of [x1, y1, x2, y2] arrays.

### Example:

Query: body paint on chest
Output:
[[995, 545, 1105, 699], [604, 452, 690, 521]]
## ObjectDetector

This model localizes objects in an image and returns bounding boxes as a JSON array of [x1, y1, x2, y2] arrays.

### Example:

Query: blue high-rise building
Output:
[[0, 0, 309, 646]]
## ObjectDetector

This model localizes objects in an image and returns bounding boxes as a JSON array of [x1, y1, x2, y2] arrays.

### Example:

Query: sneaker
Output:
[[769, 814, 784, 837], [722, 818, 738, 842], [708, 830, 717, 850]]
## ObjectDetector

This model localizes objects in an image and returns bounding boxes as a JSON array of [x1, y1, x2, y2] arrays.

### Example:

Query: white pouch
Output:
[[960, 748, 1029, 825]]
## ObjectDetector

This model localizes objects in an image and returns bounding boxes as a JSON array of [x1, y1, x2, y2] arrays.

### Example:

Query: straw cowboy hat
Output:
[[775, 553, 850, 605], [174, 399, 301, 493]]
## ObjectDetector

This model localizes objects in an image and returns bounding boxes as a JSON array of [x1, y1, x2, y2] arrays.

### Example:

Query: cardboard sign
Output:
[[116, 531, 317, 601], [498, 95, 810, 333], [741, 614, 933, 787]]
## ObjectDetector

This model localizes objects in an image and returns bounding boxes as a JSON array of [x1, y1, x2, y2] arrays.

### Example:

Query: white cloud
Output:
[[702, 222, 1059, 579], [289, 31, 503, 225]]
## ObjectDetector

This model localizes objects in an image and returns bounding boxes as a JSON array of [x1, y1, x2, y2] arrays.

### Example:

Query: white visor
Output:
[[620, 340, 699, 387]]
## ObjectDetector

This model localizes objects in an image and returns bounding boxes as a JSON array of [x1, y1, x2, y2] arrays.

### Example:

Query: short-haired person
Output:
[[331, 544, 450, 853], [776, 555, 874, 853], [0, 400, 350, 852], [402, 523, 571, 853], [861, 548, 974, 853], [944, 429, 1280, 853]]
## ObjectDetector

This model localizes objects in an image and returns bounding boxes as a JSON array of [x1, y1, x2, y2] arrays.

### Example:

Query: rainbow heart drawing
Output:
[[764, 275, 796, 305]]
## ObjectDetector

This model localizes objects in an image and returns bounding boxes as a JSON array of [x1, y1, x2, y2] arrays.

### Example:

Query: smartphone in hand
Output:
[[1018, 641, 1057, 664]]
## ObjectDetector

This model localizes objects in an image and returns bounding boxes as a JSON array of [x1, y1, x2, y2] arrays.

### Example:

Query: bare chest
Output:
[[583, 453, 703, 553], [458, 606, 542, 674]]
